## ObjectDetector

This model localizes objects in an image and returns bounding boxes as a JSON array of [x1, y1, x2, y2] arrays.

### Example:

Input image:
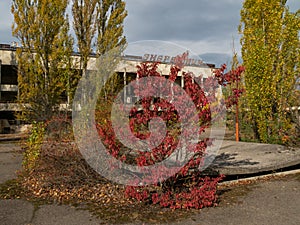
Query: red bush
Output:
[[96, 53, 231, 209]]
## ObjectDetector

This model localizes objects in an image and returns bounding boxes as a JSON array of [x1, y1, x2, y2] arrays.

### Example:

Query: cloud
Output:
[[0, 2, 13, 28], [123, 0, 243, 54], [0, 0, 299, 55]]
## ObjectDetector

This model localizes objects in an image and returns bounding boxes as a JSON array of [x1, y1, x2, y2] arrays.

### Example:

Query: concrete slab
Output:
[[32, 204, 103, 225], [171, 178, 300, 225], [0, 199, 34, 225], [0, 142, 21, 153], [208, 140, 300, 175], [0, 143, 22, 183]]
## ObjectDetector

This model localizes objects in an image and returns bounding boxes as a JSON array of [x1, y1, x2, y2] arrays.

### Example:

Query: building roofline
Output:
[[0, 43, 216, 68]]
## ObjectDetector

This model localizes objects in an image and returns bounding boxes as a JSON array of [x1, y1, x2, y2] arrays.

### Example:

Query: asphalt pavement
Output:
[[0, 140, 300, 225]]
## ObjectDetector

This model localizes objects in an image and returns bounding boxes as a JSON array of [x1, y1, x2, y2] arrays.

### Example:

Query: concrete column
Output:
[[123, 70, 126, 103]]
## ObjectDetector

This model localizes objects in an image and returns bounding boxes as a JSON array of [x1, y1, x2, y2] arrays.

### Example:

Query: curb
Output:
[[0, 134, 27, 142], [219, 169, 300, 187]]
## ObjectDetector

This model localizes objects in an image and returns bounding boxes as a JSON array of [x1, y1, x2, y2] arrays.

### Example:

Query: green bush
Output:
[[22, 121, 45, 171]]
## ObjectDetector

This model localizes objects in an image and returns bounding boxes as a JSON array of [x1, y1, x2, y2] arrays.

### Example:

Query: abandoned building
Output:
[[0, 43, 216, 133]]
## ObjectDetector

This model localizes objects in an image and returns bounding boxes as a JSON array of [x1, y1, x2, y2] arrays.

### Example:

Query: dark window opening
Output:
[[1, 65, 18, 85], [0, 91, 18, 103]]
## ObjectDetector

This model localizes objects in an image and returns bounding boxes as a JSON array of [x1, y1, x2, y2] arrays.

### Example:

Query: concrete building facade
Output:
[[0, 43, 216, 133]]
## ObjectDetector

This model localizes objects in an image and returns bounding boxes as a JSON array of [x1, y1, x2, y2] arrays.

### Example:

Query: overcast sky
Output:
[[1, 0, 299, 59]]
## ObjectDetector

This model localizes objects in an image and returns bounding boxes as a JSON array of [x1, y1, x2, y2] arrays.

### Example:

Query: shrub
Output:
[[96, 53, 226, 209], [22, 121, 45, 171]]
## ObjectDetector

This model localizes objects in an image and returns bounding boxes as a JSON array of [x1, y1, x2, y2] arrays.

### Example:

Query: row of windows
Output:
[[0, 64, 18, 103]]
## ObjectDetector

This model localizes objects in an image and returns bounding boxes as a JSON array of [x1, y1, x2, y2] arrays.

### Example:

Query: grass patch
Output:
[[85, 201, 197, 224], [0, 178, 52, 206], [217, 184, 256, 206], [0, 179, 23, 199]]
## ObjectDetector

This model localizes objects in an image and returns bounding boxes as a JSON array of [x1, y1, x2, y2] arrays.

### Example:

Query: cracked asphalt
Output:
[[0, 141, 299, 225]]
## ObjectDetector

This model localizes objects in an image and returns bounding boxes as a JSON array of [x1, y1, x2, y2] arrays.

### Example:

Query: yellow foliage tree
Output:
[[96, 0, 127, 56], [239, 0, 300, 143], [12, 0, 73, 122]]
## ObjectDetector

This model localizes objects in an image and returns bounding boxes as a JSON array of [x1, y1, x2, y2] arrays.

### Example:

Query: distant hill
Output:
[[199, 53, 242, 68]]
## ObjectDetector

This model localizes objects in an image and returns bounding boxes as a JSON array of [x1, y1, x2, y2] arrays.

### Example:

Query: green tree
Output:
[[72, 0, 98, 72], [12, 0, 73, 122], [72, 0, 127, 58], [96, 0, 127, 56], [95, 0, 127, 99], [72, 0, 127, 101], [239, 0, 300, 143]]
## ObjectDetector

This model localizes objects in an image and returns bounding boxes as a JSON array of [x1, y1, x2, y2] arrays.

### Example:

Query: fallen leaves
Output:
[[9, 141, 200, 224]]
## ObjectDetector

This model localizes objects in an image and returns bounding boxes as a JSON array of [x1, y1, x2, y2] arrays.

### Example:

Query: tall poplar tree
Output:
[[239, 0, 300, 143], [72, 0, 127, 102], [12, 0, 73, 122], [72, 0, 127, 60], [95, 0, 127, 99], [72, 0, 98, 72], [96, 0, 127, 56]]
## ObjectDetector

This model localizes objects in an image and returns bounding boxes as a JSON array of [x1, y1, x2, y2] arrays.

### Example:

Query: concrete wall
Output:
[[0, 45, 217, 115]]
